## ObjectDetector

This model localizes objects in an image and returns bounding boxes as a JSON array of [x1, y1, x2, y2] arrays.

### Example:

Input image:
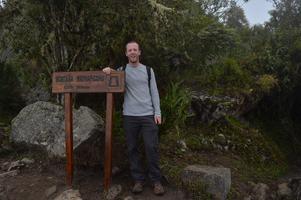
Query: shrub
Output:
[[160, 81, 191, 135], [256, 74, 278, 93]]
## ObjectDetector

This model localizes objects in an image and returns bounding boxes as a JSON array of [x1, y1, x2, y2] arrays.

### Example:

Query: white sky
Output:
[[238, 0, 274, 25]]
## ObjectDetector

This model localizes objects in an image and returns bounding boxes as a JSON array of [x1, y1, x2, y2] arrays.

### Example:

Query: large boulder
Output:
[[181, 165, 231, 200], [11, 101, 104, 166], [251, 183, 269, 200], [191, 91, 243, 123]]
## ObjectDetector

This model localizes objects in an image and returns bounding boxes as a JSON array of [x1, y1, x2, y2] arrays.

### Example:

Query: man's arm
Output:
[[150, 68, 162, 125]]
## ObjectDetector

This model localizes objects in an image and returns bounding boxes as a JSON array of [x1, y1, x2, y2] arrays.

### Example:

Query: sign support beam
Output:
[[104, 93, 114, 190], [52, 71, 124, 192], [64, 93, 73, 186]]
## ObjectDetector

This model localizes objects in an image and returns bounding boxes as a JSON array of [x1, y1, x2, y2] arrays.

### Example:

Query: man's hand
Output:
[[102, 67, 113, 74], [154, 116, 161, 125]]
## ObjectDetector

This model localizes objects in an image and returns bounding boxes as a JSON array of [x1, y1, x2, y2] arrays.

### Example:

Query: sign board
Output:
[[52, 71, 124, 93]]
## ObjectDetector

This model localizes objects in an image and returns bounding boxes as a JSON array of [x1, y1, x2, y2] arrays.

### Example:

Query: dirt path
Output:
[[0, 155, 189, 200]]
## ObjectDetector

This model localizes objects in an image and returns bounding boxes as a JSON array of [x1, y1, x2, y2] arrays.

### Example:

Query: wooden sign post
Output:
[[52, 71, 124, 191]]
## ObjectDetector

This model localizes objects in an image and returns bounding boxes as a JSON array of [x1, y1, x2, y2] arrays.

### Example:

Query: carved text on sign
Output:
[[52, 71, 124, 93]]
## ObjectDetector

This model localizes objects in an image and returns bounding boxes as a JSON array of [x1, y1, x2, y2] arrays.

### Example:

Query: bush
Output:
[[160, 81, 191, 134], [256, 74, 278, 93]]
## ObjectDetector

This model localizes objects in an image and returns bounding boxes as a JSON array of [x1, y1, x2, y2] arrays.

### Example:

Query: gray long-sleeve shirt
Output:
[[121, 63, 161, 117]]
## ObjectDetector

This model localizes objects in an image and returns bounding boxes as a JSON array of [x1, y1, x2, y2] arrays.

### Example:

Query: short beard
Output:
[[129, 58, 139, 64]]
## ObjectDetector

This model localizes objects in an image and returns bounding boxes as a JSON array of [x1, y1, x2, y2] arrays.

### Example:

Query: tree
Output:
[[223, 2, 249, 30]]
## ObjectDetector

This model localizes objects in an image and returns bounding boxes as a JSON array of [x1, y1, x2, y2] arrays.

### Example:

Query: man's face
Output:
[[125, 42, 141, 64]]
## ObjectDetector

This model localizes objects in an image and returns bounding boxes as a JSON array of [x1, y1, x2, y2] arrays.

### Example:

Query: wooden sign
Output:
[[52, 71, 124, 93], [52, 70, 124, 192]]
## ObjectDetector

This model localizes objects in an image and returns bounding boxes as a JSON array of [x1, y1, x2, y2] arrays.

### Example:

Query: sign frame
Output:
[[52, 70, 124, 191]]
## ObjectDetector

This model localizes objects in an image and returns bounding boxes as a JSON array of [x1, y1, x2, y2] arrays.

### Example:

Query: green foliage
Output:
[[249, 113, 301, 163], [223, 116, 285, 166], [196, 58, 251, 95], [223, 1, 249, 30], [0, 62, 24, 116], [221, 58, 250, 87], [0, 0, 241, 88], [256, 74, 278, 93], [160, 81, 191, 134], [112, 110, 125, 141]]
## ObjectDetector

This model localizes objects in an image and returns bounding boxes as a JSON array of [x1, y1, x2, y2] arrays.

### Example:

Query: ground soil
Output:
[[0, 143, 190, 200], [1, 130, 300, 200]]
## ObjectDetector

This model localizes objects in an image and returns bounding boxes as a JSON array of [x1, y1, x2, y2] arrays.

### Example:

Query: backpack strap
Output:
[[146, 66, 154, 110], [146, 66, 151, 90]]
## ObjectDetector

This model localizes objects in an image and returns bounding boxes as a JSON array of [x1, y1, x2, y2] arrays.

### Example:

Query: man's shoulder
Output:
[[140, 64, 152, 71], [138, 63, 148, 68]]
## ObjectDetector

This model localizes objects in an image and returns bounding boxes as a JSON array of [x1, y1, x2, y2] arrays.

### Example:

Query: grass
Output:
[[158, 117, 289, 199], [249, 114, 301, 164]]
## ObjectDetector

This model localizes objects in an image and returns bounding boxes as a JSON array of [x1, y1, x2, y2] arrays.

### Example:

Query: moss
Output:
[[249, 115, 301, 163], [185, 135, 202, 151], [0, 115, 13, 125], [183, 181, 213, 200], [224, 115, 248, 129]]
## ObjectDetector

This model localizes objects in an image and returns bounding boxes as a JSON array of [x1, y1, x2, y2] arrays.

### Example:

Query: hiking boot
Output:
[[153, 182, 165, 195], [132, 182, 144, 194]]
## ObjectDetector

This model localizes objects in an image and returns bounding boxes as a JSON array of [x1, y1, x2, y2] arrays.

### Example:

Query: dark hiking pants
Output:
[[123, 115, 162, 183]]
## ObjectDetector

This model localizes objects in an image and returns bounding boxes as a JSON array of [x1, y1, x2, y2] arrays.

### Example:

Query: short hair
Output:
[[125, 40, 140, 51]]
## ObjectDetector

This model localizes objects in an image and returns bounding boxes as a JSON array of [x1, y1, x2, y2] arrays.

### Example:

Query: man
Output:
[[102, 41, 164, 195]]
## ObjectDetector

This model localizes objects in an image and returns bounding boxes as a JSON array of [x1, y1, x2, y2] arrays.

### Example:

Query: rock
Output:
[[112, 166, 121, 176], [248, 181, 256, 188], [54, 189, 82, 200], [106, 184, 122, 200], [270, 192, 277, 200], [45, 185, 57, 198], [0, 191, 8, 200], [11, 101, 105, 166], [277, 183, 292, 198], [177, 140, 188, 152], [1, 162, 10, 171], [6, 185, 16, 192], [0, 185, 4, 193], [123, 196, 134, 200], [252, 183, 269, 200], [289, 177, 301, 200], [191, 91, 242, 123], [0, 170, 19, 178], [7, 160, 24, 171], [0, 183, 7, 200], [181, 165, 231, 200], [21, 158, 35, 165], [243, 196, 251, 200], [214, 134, 227, 146]]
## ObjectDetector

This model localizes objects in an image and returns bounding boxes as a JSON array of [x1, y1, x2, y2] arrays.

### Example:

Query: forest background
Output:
[[1, 0, 301, 198]]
